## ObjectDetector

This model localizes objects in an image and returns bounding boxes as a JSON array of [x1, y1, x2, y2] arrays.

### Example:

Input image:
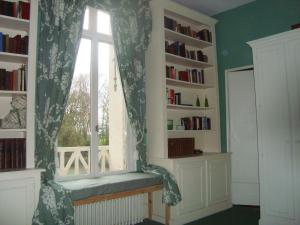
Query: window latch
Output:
[[95, 125, 100, 132]]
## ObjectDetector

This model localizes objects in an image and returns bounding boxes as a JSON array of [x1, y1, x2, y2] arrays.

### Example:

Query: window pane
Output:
[[57, 39, 91, 177], [97, 10, 111, 35], [83, 8, 89, 30], [98, 42, 126, 173]]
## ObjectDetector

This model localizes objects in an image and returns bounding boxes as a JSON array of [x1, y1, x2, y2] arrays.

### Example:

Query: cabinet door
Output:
[[207, 157, 230, 206], [285, 37, 300, 222], [254, 44, 294, 219], [175, 160, 206, 215], [0, 178, 36, 225]]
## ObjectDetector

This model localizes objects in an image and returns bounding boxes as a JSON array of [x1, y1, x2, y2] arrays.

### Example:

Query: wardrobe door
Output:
[[254, 43, 294, 220], [285, 37, 300, 222]]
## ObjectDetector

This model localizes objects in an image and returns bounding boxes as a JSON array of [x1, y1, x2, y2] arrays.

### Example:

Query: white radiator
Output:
[[75, 194, 147, 225]]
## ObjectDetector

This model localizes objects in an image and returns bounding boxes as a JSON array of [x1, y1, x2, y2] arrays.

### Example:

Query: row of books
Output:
[[0, 138, 26, 170], [181, 116, 211, 130], [166, 66, 205, 84], [167, 88, 185, 105], [164, 16, 212, 43], [0, 65, 27, 91], [0, 1, 30, 20], [0, 33, 29, 54], [165, 41, 208, 62]]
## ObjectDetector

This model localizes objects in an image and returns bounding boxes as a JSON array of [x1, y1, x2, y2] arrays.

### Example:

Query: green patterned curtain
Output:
[[106, 0, 182, 206], [33, 0, 181, 224], [33, 1, 86, 224]]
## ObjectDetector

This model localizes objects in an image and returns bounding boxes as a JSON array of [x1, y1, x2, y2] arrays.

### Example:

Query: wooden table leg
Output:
[[165, 204, 170, 225], [148, 192, 153, 219]]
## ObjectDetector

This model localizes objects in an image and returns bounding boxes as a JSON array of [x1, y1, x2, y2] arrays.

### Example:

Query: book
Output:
[[180, 116, 211, 130], [19, 1, 30, 20], [174, 93, 181, 105], [0, 65, 27, 91], [0, 32, 3, 52], [0, 1, 29, 19], [0, 140, 4, 170], [0, 138, 26, 170], [0, 33, 28, 54], [197, 29, 212, 43]]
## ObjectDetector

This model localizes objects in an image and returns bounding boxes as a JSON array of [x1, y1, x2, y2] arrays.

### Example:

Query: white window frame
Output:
[[55, 7, 136, 181]]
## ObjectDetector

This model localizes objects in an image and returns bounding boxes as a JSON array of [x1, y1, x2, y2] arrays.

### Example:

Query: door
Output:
[[254, 44, 294, 219], [226, 69, 259, 205]]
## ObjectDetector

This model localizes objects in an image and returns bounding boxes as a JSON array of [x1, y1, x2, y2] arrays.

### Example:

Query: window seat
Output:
[[58, 172, 163, 201], [59, 172, 170, 224]]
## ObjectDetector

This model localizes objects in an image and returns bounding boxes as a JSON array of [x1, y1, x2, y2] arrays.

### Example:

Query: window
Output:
[[56, 7, 134, 178]]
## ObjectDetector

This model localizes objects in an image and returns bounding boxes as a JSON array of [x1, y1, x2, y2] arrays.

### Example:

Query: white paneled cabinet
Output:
[[0, 170, 42, 225], [175, 159, 206, 215], [207, 158, 230, 206], [151, 153, 231, 225], [248, 29, 300, 225]]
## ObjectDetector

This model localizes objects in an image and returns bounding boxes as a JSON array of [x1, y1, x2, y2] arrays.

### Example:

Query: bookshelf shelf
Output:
[[167, 104, 213, 111], [0, 15, 29, 31], [0, 52, 28, 63], [0, 90, 27, 96], [166, 78, 213, 89], [168, 129, 213, 133], [164, 28, 212, 49], [0, 128, 26, 132], [165, 52, 213, 68]]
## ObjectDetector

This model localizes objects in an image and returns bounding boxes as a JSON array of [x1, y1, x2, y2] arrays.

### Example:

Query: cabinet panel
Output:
[[207, 158, 229, 206], [0, 178, 36, 225], [255, 45, 294, 219], [175, 160, 206, 215]]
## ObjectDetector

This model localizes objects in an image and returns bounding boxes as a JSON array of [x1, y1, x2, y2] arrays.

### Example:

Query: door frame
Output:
[[225, 65, 254, 153]]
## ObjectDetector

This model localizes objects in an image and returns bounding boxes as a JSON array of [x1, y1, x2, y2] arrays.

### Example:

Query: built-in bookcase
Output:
[[0, 0, 38, 170], [146, 0, 221, 159]]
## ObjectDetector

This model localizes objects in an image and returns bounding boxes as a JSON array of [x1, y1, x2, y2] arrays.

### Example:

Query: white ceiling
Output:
[[171, 0, 256, 16]]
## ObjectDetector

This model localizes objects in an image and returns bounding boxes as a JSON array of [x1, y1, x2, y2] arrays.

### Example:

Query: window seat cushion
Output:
[[58, 172, 163, 201]]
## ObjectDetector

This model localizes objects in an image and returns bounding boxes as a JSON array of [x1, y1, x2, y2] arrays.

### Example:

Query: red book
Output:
[[4, 139, 11, 169], [168, 89, 174, 104], [12, 2, 18, 17], [178, 71, 189, 82], [11, 139, 16, 168], [14, 34, 22, 54], [19, 1, 30, 20], [0, 139, 4, 170], [20, 138, 26, 168]]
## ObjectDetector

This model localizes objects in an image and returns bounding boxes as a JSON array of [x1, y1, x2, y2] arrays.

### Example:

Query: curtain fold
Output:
[[33, 0, 181, 224], [33, 1, 86, 224], [108, 0, 182, 206]]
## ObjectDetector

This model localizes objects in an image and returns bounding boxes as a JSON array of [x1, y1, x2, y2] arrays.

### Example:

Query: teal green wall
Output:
[[214, 0, 300, 152]]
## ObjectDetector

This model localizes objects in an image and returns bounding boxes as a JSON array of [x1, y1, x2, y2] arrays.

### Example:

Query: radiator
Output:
[[75, 194, 147, 225]]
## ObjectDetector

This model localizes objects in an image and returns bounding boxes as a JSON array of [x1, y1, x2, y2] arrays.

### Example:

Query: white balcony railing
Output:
[[57, 146, 109, 176]]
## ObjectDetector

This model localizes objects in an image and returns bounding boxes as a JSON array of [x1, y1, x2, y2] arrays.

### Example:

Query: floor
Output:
[[136, 205, 260, 225]]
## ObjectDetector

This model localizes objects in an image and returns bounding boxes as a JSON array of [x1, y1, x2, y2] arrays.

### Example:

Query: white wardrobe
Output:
[[248, 29, 300, 225]]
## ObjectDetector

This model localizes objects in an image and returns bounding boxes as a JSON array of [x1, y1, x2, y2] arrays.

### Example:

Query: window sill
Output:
[[58, 172, 163, 201]]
